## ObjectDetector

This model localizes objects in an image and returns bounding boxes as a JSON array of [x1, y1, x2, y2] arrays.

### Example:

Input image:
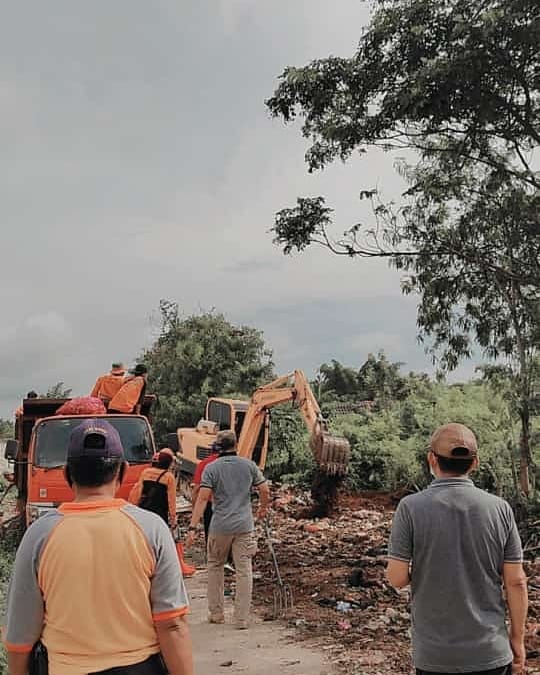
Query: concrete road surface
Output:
[[186, 570, 334, 675]]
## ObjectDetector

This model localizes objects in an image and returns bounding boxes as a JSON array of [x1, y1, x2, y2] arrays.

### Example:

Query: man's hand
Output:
[[256, 506, 268, 521], [504, 562, 528, 674], [256, 481, 270, 521], [169, 515, 178, 530], [185, 530, 197, 549], [510, 634, 526, 674]]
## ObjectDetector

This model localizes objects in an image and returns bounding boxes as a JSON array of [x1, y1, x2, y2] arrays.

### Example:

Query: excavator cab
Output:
[[206, 400, 235, 431], [176, 371, 350, 491], [204, 398, 267, 466]]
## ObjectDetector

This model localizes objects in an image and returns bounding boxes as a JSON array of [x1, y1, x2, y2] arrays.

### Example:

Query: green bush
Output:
[[265, 376, 530, 499]]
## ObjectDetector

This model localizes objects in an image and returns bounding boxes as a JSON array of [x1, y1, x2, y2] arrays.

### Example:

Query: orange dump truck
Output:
[[4, 396, 157, 527]]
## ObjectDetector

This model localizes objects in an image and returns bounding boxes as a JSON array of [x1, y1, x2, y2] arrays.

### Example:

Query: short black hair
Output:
[[27, 391, 38, 399], [435, 454, 474, 476], [152, 452, 174, 469], [66, 456, 123, 488]]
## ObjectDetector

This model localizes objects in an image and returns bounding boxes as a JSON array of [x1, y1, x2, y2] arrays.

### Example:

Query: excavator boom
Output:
[[237, 370, 350, 475]]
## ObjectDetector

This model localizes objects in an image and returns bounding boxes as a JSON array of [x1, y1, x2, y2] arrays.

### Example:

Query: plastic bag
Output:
[[55, 397, 107, 416]]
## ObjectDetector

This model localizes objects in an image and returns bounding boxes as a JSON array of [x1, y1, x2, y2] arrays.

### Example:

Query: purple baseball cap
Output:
[[67, 419, 124, 460]]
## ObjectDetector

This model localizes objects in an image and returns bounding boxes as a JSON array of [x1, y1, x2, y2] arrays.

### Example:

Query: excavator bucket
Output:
[[310, 430, 350, 475]]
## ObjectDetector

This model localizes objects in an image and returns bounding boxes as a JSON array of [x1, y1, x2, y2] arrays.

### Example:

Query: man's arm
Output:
[[167, 473, 178, 528], [503, 562, 528, 674], [191, 484, 200, 508], [7, 652, 30, 675], [386, 500, 413, 589], [134, 379, 145, 415], [148, 519, 192, 674], [185, 487, 212, 547], [90, 377, 102, 398], [128, 474, 143, 505], [3, 519, 48, 669], [256, 481, 271, 520], [155, 616, 193, 675], [386, 559, 411, 588]]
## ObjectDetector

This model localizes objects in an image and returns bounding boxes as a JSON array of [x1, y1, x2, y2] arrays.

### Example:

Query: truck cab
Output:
[[5, 397, 157, 527]]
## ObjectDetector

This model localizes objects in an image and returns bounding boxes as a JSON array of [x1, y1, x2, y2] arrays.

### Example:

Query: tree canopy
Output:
[[267, 0, 539, 491], [267, 0, 539, 188], [140, 301, 274, 441]]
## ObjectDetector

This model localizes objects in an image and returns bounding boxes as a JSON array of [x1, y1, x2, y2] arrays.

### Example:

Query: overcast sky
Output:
[[0, 1, 476, 417]]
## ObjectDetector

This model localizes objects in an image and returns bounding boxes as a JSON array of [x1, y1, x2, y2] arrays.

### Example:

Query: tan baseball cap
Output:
[[430, 423, 478, 459]]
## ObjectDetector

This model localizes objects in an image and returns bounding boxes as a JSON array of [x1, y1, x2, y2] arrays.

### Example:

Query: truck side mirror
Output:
[[4, 439, 19, 461]]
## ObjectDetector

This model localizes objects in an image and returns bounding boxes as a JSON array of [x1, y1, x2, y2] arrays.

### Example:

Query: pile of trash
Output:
[[253, 486, 540, 674]]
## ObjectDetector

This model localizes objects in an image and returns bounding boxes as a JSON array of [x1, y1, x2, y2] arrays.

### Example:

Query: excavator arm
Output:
[[237, 370, 350, 475]]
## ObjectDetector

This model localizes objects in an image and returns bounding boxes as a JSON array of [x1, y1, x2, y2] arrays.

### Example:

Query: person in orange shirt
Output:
[[192, 442, 220, 545], [129, 449, 178, 529], [3, 419, 193, 675], [90, 362, 127, 406], [108, 364, 148, 414]]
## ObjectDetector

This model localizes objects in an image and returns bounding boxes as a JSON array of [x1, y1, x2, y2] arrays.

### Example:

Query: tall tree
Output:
[[266, 0, 539, 492], [141, 301, 275, 441], [267, 0, 539, 190]]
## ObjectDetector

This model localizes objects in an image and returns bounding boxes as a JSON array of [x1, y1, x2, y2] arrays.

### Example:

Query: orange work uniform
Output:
[[129, 467, 177, 524], [90, 372, 126, 402], [108, 376, 146, 413], [3, 500, 189, 675]]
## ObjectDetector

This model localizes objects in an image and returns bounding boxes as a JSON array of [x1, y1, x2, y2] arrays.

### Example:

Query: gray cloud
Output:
[[0, 2, 476, 417]]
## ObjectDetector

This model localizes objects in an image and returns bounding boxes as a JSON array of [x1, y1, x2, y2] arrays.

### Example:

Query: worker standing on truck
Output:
[[386, 423, 527, 675], [3, 419, 193, 675], [108, 364, 148, 414], [90, 362, 127, 406], [186, 429, 271, 629], [129, 448, 178, 529]]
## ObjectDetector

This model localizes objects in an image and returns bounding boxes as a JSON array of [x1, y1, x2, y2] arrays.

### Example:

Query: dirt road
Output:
[[186, 570, 334, 675]]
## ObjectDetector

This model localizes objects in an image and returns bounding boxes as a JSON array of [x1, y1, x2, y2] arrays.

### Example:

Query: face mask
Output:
[[429, 466, 437, 478]]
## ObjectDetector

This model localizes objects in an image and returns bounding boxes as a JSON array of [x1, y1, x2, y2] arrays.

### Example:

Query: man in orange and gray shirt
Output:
[[3, 419, 193, 675]]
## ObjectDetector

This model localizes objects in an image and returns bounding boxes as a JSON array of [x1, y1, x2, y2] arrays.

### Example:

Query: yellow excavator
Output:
[[171, 370, 350, 500]]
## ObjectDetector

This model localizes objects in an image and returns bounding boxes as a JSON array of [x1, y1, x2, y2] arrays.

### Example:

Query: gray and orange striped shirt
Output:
[[3, 499, 189, 675]]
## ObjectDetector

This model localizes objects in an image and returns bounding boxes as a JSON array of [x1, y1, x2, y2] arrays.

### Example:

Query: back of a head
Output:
[[67, 420, 125, 488], [216, 429, 237, 453], [26, 390, 38, 399], [430, 423, 478, 476], [154, 448, 174, 469], [111, 362, 126, 375]]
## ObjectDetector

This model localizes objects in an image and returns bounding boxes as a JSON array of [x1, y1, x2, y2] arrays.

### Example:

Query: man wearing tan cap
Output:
[[386, 423, 528, 675]]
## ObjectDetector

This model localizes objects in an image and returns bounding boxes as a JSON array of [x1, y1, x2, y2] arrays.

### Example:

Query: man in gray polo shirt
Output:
[[387, 423, 528, 675], [186, 430, 271, 629]]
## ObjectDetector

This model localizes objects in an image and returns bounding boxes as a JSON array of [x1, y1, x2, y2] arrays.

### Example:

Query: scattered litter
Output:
[[252, 485, 540, 673], [336, 601, 351, 613]]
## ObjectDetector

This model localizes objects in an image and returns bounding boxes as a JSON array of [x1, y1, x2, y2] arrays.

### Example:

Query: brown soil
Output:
[[251, 487, 540, 674]]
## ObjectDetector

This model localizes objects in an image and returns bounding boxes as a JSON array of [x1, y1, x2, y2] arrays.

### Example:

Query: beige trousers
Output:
[[207, 531, 258, 624]]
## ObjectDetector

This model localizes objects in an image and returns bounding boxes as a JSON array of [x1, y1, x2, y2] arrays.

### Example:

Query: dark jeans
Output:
[[416, 665, 511, 675], [91, 653, 167, 674]]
